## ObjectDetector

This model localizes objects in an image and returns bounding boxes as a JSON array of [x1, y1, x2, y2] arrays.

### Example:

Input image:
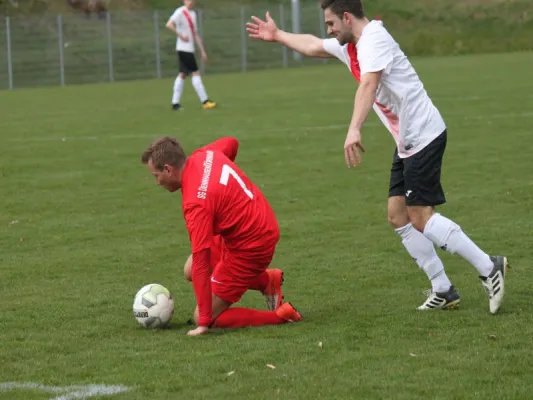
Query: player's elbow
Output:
[[190, 249, 211, 279], [360, 72, 381, 92], [223, 137, 239, 157], [165, 20, 174, 29], [366, 80, 379, 92], [230, 137, 239, 153], [307, 38, 330, 58]]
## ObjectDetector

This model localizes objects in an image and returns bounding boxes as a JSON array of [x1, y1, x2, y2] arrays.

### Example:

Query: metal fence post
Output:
[[279, 3, 288, 68], [291, 0, 301, 61], [57, 14, 66, 86], [5, 16, 13, 90], [106, 11, 114, 82], [318, 3, 327, 63], [318, 3, 326, 38], [198, 8, 205, 75], [154, 10, 162, 79], [240, 6, 247, 72]]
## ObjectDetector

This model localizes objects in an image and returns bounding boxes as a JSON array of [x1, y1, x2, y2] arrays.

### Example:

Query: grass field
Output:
[[1, 51, 533, 400]]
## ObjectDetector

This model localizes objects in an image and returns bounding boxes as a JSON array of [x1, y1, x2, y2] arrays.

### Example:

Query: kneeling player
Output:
[[142, 136, 302, 336]]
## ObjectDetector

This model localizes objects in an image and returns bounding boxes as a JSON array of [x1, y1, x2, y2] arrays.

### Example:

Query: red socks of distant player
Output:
[[212, 308, 285, 329]]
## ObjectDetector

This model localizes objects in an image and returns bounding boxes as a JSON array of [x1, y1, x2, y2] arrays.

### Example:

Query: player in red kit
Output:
[[183, 229, 289, 313], [141, 136, 302, 336]]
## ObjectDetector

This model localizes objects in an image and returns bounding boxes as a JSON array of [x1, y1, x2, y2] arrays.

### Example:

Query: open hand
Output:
[[246, 11, 279, 42], [344, 129, 366, 168], [187, 326, 209, 336]]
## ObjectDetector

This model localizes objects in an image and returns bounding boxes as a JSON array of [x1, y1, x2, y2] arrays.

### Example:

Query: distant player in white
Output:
[[166, 0, 216, 110], [247, 0, 509, 313]]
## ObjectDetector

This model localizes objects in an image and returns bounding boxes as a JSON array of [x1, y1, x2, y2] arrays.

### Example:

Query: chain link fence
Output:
[[1, 1, 330, 89]]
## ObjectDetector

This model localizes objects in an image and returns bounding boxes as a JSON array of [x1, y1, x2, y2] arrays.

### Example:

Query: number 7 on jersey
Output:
[[219, 164, 254, 200]]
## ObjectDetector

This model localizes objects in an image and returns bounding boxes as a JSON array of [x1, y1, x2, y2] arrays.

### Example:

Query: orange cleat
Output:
[[202, 100, 217, 110], [275, 302, 302, 322], [263, 268, 284, 311]]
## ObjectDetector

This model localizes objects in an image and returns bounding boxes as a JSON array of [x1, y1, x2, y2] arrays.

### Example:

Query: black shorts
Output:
[[177, 51, 199, 75], [388, 130, 447, 207]]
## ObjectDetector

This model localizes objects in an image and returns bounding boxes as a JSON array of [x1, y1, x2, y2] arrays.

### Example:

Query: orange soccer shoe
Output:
[[202, 100, 217, 110], [263, 268, 284, 311], [275, 302, 302, 323]]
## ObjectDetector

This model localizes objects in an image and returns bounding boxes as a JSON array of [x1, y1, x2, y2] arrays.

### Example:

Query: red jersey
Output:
[[181, 137, 279, 326]]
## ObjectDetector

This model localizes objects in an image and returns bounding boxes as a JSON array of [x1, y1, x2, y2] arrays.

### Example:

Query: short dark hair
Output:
[[321, 0, 365, 20], [141, 136, 187, 171]]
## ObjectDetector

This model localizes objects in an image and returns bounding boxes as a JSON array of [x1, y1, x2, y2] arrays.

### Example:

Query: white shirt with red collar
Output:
[[323, 20, 446, 158], [169, 6, 198, 53]]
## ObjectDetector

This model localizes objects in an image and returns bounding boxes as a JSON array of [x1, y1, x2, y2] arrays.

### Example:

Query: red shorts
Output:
[[210, 243, 277, 304]]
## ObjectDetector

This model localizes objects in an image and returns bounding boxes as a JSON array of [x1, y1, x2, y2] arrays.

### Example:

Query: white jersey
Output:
[[323, 20, 446, 158], [169, 6, 197, 53]]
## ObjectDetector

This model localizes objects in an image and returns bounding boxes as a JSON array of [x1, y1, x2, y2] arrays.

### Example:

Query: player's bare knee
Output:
[[388, 196, 410, 228], [407, 206, 435, 232], [184, 255, 193, 281], [192, 71, 201, 77], [211, 295, 231, 321], [193, 306, 200, 325], [388, 211, 410, 229], [179, 73, 187, 79]]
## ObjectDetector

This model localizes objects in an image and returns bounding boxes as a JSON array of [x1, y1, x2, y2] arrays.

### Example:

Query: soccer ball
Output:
[[133, 283, 174, 328]]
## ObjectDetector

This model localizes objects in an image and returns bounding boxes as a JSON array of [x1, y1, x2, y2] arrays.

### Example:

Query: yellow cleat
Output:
[[203, 100, 217, 110]]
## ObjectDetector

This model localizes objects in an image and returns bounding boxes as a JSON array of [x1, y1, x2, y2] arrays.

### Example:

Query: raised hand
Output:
[[246, 11, 279, 42]]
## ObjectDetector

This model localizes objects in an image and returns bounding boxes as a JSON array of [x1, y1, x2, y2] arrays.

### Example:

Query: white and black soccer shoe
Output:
[[480, 256, 509, 314], [417, 285, 461, 310]]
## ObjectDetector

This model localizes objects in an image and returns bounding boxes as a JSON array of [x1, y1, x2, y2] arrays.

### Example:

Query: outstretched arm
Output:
[[247, 12, 331, 58]]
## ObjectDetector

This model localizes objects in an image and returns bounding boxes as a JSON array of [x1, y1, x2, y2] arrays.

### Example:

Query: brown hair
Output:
[[141, 136, 187, 171], [321, 0, 365, 19]]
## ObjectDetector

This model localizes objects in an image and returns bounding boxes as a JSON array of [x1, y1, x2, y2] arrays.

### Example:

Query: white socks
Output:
[[396, 223, 452, 293], [192, 75, 208, 103], [173, 76, 209, 105], [172, 76, 185, 105], [423, 213, 493, 277]]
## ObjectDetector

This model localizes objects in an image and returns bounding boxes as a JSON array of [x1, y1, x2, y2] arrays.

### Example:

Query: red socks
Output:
[[247, 271, 269, 292], [212, 308, 285, 329]]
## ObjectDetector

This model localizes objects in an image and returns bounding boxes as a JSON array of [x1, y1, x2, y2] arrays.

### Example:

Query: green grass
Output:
[[1, 51, 533, 399]]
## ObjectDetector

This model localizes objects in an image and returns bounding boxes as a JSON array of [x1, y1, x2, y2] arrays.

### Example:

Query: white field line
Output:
[[0, 382, 130, 400]]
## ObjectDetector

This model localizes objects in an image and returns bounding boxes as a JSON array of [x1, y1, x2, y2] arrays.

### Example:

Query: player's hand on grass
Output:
[[344, 129, 366, 168], [187, 326, 209, 336], [247, 11, 279, 42]]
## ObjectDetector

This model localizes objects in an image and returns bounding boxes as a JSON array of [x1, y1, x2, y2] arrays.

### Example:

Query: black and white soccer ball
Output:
[[133, 284, 174, 328]]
